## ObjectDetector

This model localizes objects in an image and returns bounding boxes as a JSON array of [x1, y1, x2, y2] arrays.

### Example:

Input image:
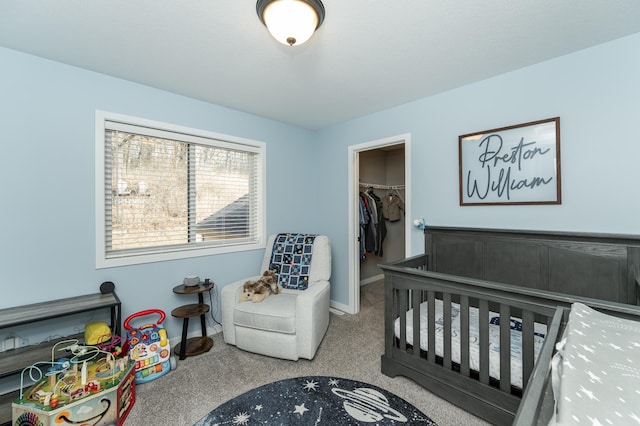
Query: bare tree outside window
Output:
[[106, 131, 257, 255], [96, 112, 264, 268]]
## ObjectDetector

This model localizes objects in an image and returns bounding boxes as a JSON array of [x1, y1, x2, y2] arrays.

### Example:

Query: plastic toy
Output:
[[124, 309, 176, 384], [84, 321, 111, 345]]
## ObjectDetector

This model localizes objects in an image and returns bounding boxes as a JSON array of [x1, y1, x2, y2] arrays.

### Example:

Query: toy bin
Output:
[[124, 309, 174, 384]]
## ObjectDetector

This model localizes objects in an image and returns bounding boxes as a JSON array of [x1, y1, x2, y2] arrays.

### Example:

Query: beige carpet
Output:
[[125, 281, 489, 425]]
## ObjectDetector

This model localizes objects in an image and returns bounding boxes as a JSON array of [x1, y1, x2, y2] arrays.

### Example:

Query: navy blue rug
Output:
[[194, 376, 436, 425]]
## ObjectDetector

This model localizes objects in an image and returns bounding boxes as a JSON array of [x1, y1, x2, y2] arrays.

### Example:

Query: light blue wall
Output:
[[0, 47, 319, 341], [2, 31, 640, 342], [317, 33, 640, 304]]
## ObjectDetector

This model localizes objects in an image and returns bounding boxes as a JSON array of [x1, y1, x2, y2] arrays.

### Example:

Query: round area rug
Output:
[[194, 376, 437, 425]]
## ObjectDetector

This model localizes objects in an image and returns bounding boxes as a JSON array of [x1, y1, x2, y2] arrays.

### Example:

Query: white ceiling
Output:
[[1, 1, 639, 130]]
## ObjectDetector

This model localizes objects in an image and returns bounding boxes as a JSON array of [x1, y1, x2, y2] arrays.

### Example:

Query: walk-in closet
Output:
[[358, 145, 406, 285]]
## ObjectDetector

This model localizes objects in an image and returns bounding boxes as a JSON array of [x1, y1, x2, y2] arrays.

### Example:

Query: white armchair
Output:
[[221, 234, 331, 360]]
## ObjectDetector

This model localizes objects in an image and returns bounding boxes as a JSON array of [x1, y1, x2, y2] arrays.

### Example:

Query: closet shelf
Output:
[[359, 182, 405, 190]]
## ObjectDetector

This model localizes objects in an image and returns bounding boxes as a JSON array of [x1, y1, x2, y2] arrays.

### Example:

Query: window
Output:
[[96, 111, 265, 268]]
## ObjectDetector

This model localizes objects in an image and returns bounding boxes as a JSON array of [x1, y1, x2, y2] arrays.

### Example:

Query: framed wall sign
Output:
[[459, 117, 561, 206]]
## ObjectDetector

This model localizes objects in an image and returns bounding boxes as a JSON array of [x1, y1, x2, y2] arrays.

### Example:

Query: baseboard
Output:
[[208, 324, 223, 336], [360, 274, 384, 286], [330, 300, 351, 315]]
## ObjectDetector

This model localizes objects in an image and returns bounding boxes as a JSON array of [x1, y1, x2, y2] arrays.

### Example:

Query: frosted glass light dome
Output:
[[257, 0, 325, 47]]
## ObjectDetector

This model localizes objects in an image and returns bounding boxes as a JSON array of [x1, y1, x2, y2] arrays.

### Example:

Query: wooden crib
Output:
[[379, 226, 640, 425]]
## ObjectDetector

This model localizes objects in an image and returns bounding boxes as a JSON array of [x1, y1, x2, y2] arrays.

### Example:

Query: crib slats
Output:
[[427, 291, 436, 363], [479, 299, 490, 384], [398, 289, 407, 351], [521, 310, 535, 389], [443, 293, 452, 369], [390, 279, 547, 398], [460, 295, 470, 376], [499, 304, 511, 392], [412, 287, 421, 359]]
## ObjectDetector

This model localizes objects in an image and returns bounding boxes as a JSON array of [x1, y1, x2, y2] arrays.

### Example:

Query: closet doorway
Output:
[[347, 134, 411, 314]]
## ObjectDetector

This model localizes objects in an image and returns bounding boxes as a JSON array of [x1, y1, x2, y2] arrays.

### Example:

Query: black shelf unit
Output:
[[0, 291, 121, 425]]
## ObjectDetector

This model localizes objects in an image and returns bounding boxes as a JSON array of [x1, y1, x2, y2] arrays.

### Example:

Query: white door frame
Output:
[[347, 133, 412, 314]]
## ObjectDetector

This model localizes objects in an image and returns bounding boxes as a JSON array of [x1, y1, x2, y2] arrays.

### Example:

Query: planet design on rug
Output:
[[194, 376, 437, 425], [332, 387, 408, 422]]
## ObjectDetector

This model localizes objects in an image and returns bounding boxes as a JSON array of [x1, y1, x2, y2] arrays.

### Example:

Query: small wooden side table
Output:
[[171, 281, 214, 360]]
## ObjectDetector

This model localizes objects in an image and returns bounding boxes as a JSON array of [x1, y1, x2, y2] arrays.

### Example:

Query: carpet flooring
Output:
[[124, 281, 488, 426], [194, 376, 437, 425]]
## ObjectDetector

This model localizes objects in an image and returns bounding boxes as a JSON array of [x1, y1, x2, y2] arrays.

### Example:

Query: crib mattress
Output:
[[394, 300, 546, 388]]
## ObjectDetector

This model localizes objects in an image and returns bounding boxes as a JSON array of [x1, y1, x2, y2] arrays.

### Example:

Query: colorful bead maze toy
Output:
[[12, 340, 135, 426]]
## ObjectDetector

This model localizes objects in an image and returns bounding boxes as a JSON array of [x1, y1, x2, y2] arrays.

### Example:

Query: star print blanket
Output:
[[550, 302, 640, 425], [268, 233, 317, 290]]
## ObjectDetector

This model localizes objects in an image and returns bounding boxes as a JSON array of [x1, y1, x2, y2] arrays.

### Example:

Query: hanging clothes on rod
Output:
[[359, 186, 387, 259], [383, 190, 405, 222], [359, 182, 405, 203], [390, 186, 405, 204], [359, 182, 405, 222]]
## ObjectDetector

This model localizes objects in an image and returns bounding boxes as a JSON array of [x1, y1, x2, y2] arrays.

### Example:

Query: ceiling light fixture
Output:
[[256, 0, 325, 47]]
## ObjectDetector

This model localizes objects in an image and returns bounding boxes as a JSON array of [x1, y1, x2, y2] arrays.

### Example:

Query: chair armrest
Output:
[[221, 276, 260, 345], [293, 281, 331, 359]]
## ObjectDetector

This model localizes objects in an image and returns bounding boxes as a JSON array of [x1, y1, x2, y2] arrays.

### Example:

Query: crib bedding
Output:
[[394, 299, 547, 388], [550, 303, 640, 425]]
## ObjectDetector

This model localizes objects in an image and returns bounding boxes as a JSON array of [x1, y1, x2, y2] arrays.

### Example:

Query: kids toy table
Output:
[[12, 358, 135, 426], [171, 282, 214, 360]]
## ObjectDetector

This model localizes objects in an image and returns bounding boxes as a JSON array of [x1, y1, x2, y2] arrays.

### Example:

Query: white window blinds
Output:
[[97, 113, 264, 267]]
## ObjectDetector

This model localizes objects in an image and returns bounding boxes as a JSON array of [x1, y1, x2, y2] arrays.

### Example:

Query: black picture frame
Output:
[[458, 117, 561, 206]]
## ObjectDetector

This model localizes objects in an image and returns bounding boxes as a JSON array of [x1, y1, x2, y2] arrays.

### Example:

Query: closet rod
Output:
[[359, 182, 405, 190]]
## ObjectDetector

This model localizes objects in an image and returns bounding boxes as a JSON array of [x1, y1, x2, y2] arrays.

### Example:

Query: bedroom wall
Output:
[[1, 31, 639, 340], [317, 32, 640, 306], [0, 46, 321, 342]]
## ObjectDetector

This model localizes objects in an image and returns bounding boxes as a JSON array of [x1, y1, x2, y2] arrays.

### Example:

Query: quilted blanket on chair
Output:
[[269, 233, 317, 290]]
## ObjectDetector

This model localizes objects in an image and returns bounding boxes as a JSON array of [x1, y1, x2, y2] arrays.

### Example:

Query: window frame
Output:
[[95, 110, 266, 269]]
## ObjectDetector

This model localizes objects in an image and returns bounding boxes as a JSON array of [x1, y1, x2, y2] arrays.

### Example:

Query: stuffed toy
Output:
[[240, 270, 281, 303]]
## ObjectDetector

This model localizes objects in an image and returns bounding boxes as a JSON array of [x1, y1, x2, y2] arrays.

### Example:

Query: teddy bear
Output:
[[240, 270, 281, 303]]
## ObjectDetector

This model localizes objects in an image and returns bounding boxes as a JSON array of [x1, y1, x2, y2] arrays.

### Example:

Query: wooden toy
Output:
[[12, 340, 135, 425]]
